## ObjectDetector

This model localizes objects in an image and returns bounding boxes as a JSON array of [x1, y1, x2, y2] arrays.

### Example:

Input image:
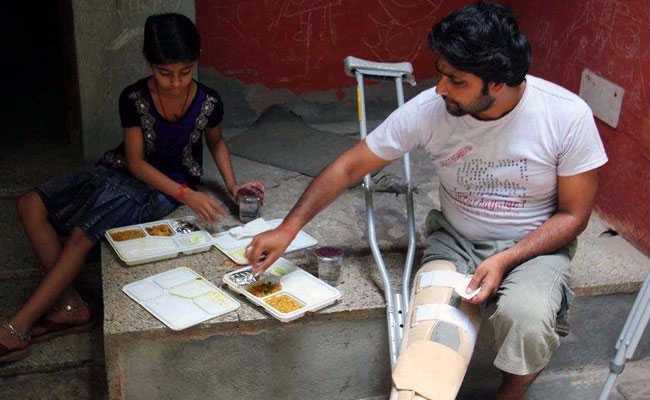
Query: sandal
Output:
[[31, 302, 94, 344], [0, 321, 30, 363]]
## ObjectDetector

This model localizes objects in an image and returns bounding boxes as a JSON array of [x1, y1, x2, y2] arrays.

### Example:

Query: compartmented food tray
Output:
[[222, 258, 341, 323], [213, 218, 318, 264], [122, 267, 240, 331], [106, 217, 217, 266]]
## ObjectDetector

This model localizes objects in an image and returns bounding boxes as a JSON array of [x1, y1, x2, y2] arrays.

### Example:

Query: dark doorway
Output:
[[1, 1, 82, 196]]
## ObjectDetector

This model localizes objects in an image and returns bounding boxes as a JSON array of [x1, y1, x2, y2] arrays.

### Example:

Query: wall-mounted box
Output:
[[579, 69, 624, 128]]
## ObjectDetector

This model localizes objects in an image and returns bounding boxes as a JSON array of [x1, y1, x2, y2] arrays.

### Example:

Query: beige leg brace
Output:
[[390, 260, 481, 400]]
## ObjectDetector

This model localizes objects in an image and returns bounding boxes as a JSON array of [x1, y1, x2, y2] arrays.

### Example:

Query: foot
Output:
[[0, 322, 30, 363], [31, 297, 91, 341], [44, 300, 91, 325]]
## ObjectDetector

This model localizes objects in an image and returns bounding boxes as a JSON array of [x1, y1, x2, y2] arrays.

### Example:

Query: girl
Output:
[[0, 13, 263, 362]]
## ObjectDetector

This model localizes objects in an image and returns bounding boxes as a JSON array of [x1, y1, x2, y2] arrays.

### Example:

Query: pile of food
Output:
[[264, 293, 304, 313], [110, 229, 146, 241], [146, 224, 174, 236], [247, 281, 282, 297]]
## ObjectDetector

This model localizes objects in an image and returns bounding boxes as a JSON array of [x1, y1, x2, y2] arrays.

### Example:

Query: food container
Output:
[[222, 258, 341, 323], [105, 217, 217, 266], [212, 218, 318, 264], [122, 267, 240, 330]]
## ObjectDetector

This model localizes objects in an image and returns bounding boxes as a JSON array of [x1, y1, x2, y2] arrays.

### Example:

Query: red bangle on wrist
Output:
[[176, 184, 188, 201]]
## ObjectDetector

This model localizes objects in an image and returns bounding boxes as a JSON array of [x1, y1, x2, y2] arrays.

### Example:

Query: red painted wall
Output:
[[512, 0, 650, 256], [197, 0, 650, 255], [196, 0, 475, 94]]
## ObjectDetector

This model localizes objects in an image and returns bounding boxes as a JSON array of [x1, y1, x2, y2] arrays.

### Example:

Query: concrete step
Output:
[[0, 199, 42, 280], [357, 359, 650, 400], [0, 363, 107, 400]]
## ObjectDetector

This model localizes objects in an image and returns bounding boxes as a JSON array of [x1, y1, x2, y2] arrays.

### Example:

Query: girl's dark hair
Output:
[[143, 13, 200, 65], [428, 2, 531, 86]]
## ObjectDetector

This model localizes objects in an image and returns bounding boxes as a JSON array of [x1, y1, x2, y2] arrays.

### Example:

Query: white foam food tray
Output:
[[213, 218, 318, 264], [106, 217, 217, 266], [222, 258, 341, 323], [122, 267, 240, 331]]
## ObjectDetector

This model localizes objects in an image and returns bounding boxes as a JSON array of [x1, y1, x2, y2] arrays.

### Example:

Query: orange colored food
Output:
[[146, 224, 174, 236], [110, 229, 146, 241], [247, 281, 282, 297], [264, 293, 304, 313]]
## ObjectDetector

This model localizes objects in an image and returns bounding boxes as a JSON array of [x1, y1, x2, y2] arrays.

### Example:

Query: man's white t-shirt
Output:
[[366, 75, 608, 241]]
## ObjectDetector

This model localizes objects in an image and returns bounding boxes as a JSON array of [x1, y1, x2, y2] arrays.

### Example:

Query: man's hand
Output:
[[466, 254, 508, 304], [245, 226, 296, 274], [184, 190, 226, 223]]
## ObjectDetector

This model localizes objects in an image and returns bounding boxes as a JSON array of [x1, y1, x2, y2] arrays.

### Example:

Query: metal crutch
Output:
[[343, 56, 417, 368], [598, 267, 650, 399]]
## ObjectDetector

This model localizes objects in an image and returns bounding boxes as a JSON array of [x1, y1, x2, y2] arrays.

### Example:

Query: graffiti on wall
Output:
[[197, 0, 455, 92], [523, 0, 650, 136]]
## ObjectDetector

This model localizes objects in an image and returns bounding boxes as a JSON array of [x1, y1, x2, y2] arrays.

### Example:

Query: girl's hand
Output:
[[183, 190, 226, 223], [232, 181, 265, 205]]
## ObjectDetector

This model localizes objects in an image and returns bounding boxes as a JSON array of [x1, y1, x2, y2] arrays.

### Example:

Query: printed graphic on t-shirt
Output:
[[448, 158, 530, 217]]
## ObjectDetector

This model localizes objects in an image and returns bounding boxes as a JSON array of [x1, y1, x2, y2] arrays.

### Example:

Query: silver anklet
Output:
[[2, 321, 31, 342]]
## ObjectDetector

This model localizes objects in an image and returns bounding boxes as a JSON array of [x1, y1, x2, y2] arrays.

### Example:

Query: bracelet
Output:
[[176, 184, 189, 201]]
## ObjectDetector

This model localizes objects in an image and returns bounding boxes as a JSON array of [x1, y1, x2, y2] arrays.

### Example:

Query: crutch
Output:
[[344, 56, 417, 367], [598, 267, 650, 399]]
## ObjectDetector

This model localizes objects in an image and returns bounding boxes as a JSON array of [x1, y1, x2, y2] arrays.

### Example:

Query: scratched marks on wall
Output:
[[515, 0, 650, 255], [197, 0, 456, 93], [363, 0, 443, 62], [522, 0, 650, 136]]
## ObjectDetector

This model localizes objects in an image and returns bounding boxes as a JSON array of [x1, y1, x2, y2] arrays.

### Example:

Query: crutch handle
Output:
[[344, 56, 415, 85]]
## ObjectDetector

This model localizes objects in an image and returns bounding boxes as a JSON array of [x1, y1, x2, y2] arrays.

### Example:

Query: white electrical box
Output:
[[579, 69, 624, 128]]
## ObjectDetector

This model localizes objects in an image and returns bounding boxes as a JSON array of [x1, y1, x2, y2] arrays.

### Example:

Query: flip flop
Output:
[[0, 343, 30, 363], [0, 322, 30, 364], [31, 319, 94, 344]]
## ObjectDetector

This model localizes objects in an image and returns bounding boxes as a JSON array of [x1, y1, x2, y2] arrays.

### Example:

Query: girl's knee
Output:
[[16, 191, 46, 220]]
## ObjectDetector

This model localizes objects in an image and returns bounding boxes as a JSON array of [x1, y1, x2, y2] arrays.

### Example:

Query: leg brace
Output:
[[390, 260, 481, 400]]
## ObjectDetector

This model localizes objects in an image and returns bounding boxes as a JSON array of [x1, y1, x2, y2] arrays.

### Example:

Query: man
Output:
[[246, 2, 607, 399]]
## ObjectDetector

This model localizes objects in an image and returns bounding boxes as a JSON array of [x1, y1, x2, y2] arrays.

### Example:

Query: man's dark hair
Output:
[[428, 2, 531, 86], [143, 13, 200, 65]]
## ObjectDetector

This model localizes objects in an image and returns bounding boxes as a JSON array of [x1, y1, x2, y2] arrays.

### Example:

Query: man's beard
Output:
[[443, 93, 495, 117], [443, 82, 495, 117]]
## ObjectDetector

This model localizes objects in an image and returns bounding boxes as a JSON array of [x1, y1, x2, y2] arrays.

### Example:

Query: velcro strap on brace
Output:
[[419, 271, 464, 288], [414, 304, 477, 344], [419, 271, 480, 300]]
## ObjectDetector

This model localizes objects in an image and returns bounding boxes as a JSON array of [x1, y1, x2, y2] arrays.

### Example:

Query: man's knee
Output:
[[492, 294, 555, 338], [16, 191, 47, 221]]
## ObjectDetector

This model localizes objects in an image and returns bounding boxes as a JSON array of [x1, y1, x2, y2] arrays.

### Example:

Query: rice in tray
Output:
[[264, 293, 304, 313], [110, 229, 146, 242]]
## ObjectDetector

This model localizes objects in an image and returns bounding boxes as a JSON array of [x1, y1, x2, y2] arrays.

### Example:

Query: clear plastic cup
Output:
[[238, 194, 260, 223], [314, 246, 343, 286]]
